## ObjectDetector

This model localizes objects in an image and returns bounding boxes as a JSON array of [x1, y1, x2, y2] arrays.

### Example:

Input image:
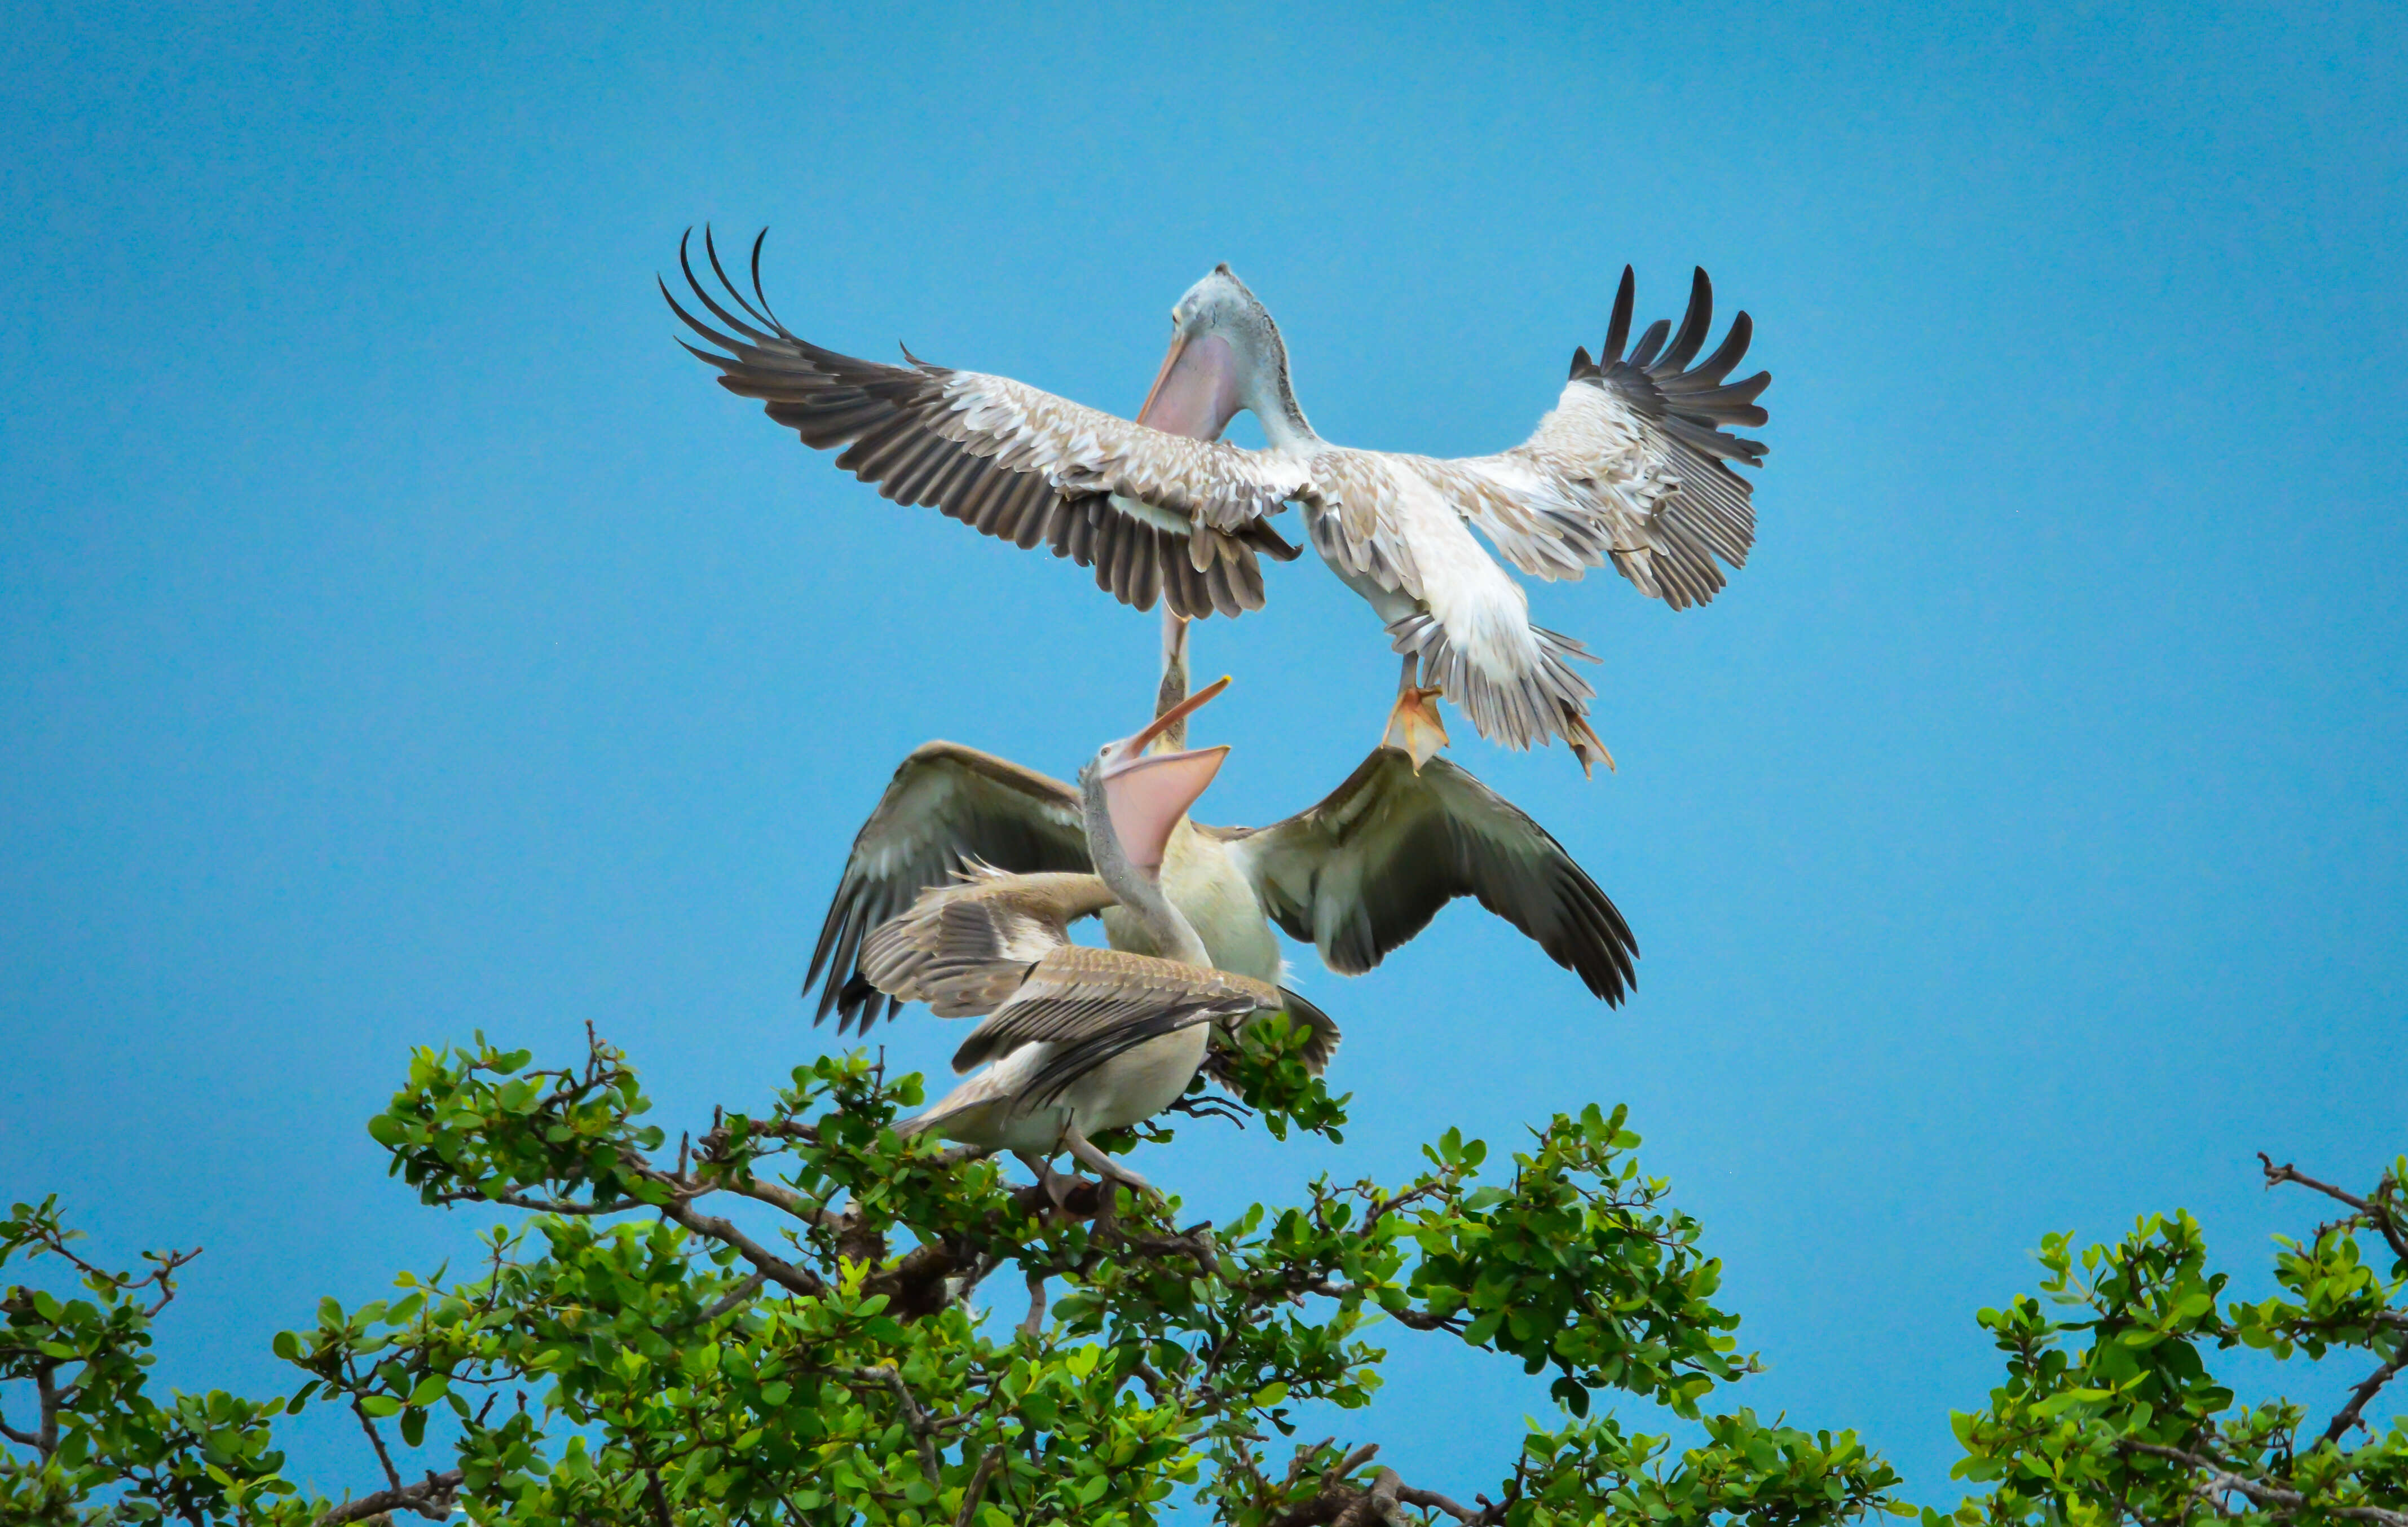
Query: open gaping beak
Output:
[[1136, 330, 1243, 438], [1099, 677, 1233, 873]]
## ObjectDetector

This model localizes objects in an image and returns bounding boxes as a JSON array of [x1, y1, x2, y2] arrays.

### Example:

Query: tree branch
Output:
[[2261, 1154, 2408, 1264], [842, 1365, 942, 1485], [349, 1393, 403, 1490], [955, 1446, 1003, 1527], [1271, 1444, 1383, 1527], [0, 1404, 39, 1451], [34, 1363, 60, 1458], [700, 1270, 769, 1321], [433, 1188, 647, 1217], [2123, 1441, 2408, 1527], [1395, 1481, 1491, 1524], [314, 1467, 464, 1525], [707, 1172, 818, 1219], [1335, 1467, 1409, 1526], [653, 1198, 824, 1298], [2323, 1340, 2408, 1446]]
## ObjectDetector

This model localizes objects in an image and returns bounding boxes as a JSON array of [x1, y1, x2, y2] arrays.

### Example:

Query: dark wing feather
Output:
[[1222, 747, 1638, 1003], [1563, 264, 1770, 610], [805, 743, 1090, 1032], [1270, 986, 1342, 1074]]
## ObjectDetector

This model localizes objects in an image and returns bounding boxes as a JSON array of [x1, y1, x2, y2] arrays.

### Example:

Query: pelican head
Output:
[[1138, 267, 1311, 446], [1083, 676, 1233, 877]]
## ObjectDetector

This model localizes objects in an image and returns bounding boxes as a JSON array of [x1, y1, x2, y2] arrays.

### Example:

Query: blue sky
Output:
[[3, 0, 2402, 1507]]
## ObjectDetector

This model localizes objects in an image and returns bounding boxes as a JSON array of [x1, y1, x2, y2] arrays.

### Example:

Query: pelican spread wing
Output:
[[669, 232, 1308, 619], [1288, 267, 1765, 761], [1483, 264, 1766, 610], [804, 744, 1093, 1031], [1430, 265, 1766, 607], [1219, 747, 1639, 1002]]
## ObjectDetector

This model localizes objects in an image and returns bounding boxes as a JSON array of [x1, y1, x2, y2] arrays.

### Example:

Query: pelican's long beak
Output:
[[1136, 331, 1243, 438], [1100, 677, 1233, 873]]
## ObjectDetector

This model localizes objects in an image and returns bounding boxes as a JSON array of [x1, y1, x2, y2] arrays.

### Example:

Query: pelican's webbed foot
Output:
[[1383, 685, 1451, 771]]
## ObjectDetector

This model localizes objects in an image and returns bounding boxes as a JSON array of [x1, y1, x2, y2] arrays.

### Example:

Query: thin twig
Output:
[[348, 1393, 403, 1491], [2261, 1154, 2408, 1264], [701, 1270, 770, 1321]]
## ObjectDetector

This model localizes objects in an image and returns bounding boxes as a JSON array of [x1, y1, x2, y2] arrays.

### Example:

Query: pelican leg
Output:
[[1063, 1126, 1158, 1201], [1015, 1150, 1070, 1208], [1382, 652, 1450, 771]]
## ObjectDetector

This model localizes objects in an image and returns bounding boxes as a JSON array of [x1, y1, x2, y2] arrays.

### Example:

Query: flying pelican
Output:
[[865, 679, 1330, 1191], [668, 232, 1768, 774], [805, 723, 1639, 1037]]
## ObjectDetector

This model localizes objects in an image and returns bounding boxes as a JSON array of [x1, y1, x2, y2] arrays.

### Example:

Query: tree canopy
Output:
[[3, 1023, 2400, 1527]]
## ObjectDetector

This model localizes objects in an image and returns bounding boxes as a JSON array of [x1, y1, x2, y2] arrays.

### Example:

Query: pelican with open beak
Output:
[[858, 678, 1335, 1194]]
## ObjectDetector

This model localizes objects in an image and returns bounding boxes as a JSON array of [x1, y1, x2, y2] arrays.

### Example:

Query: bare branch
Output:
[[842, 1364, 941, 1485], [1396, 1481, 1490, 1523], [433, 1188, 647, 1216], [2261, 1154, 2408, 1264], [1021, 1271, 1048, 1339], [1267, 1441, 1503, 1527], [2123, 1441, 2408, 1527], [2323, 1341, 2408, 1447], [700, 1270, 769, 1321], [349, 1393, 403, 1490], [707, 1173, 818, 1219], [0, 1404, 38, 1451], [955, 1446, 1004, 1527], [314, 1468, 464, 1526], [653, 1198, 824, 1299], [34, 1364, 60, 1457]]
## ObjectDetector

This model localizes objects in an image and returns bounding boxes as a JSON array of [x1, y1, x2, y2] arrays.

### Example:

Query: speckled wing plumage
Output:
[[667, 231, 1308, 619], [947, 945, 1283, 1072], [855, 867, 1114, 1021], [804, 744, 1093, 1032], [1218, 746, 1638, 1003]]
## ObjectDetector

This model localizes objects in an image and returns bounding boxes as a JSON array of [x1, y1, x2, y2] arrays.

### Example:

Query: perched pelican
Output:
[[669, 232, 1768, 774], [866, 679, 1329, 1190], [805, 720, 1639, 1037]]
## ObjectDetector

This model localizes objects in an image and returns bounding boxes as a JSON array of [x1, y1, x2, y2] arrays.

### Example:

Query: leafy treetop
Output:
[[2, 1022, 2397, 1527]]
